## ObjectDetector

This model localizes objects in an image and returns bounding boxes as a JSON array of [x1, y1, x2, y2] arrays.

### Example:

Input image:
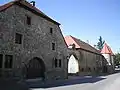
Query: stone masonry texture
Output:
[[0, 4, 68, 80]]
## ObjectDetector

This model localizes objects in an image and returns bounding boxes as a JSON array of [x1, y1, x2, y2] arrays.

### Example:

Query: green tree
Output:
[[97, 36, 105, 50], [114, 53, 120, 66]]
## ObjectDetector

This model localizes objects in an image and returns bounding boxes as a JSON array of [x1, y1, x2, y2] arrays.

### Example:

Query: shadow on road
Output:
[[29, 76, 106, 89], [0, 78, 30, 90]]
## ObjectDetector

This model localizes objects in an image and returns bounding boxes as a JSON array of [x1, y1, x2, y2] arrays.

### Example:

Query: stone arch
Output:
[[68, 54, 79, 74], [25, 57, 46, 79]]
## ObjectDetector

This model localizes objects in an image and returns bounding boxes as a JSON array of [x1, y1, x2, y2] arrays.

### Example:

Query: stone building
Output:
[[101, 43, 114, 73], [0, 0, 68, 80], [64, 35, 108, 76]]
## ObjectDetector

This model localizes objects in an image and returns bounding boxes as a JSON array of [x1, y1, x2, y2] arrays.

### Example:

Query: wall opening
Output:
[[68, 55, 79, 74], [26, 57, 45, 79]]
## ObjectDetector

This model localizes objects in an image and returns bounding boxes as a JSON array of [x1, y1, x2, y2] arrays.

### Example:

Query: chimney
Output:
[[16, 0, 25, 1], [86, 40, 89, 44], [30, 1, 35, 6], [94, 45, 97, 48]]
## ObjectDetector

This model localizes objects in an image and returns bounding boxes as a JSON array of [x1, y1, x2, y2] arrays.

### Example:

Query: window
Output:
[[5, 55, 13, 68], [54, 58, 61, 68], [0, 33, 3, 39], [0, 54, 3, 68], [52, 43, 55, 50], [50, 28, 53, 34], [81, 68, 84, 72], [26, 16, 31, 25], [88, 67, 91, 72], [15, 33, 22, 44], [59, 59, 61, 67], [55, 58, 57, 68]]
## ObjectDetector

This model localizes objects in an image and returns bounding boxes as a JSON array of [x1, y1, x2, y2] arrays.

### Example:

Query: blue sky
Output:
[[0, 0, 120, 53]]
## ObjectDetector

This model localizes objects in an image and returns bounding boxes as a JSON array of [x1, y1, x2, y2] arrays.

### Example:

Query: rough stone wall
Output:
[[0, 5, 68, 80], [79, 50, 96, 71], [68, 49, 105, 75], [78, 50, 105, 75]]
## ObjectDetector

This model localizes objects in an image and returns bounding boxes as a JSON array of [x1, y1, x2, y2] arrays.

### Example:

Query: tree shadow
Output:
[[29, 76, 106, 89]]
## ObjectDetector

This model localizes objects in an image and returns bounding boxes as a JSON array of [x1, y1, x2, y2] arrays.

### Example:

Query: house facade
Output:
[[101, 43, 114, 73], [0, 0, 68, 80], [65, 35, 108, 76]]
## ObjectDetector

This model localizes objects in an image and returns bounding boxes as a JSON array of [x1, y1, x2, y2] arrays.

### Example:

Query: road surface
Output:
[[31, 72, 120, 90]]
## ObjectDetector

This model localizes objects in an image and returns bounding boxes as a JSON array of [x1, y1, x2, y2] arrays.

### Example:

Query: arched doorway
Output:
[[68, 55, 79, 74], [26, 57, 45, 79]]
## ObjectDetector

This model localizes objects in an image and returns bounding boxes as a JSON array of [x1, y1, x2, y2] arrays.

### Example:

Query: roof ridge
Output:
[[0, 0, 60, 25], [71, 35, 98, 49], [67, 35, 100, 54]]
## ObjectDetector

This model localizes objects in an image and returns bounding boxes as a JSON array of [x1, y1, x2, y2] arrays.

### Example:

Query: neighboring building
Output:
[[0, 0, 68, 80], [65, 35, 108, 76], [101, 43, 114, 73]]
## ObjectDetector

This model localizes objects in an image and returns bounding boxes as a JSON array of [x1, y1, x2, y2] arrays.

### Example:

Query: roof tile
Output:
[[64, 35, 100, 54], [101, 43, 114, 55]]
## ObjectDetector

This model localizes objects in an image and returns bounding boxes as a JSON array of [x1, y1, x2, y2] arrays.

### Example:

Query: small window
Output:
[[0, 54, 3, 68], [50, 28, 53, 34], [15, 33, 22, 44], [59, 59, 61, 67], [26, 16, 31, 25], [0, 33, 3, 39], [52, 43, 55, 50], [55, 58, 57, 68], [81, 68, 84, 72], [5, 55, 13, 68], [88, 67, 91, 72]]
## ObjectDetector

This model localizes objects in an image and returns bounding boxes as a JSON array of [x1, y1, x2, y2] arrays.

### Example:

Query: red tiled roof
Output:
[[0, 0, 60, 25], [64, 35, 100, 54], [0, 1, 14, 12], [101, 43, 114, 55], [64, 35, 80, 48]]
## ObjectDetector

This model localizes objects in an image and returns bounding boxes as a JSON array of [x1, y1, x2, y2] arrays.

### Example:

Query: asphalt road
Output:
[[31, 72, 120, 90]]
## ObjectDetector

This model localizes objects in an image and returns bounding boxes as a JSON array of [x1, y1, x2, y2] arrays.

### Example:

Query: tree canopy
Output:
[[114, 53, 120, 66], [97, 36, 105, 50]]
